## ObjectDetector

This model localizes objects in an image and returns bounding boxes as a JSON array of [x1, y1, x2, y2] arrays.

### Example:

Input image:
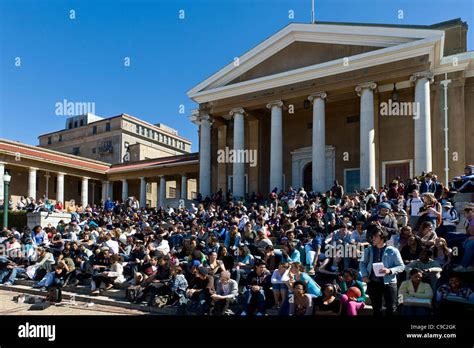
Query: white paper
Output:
[[372, 262, 385, 277]]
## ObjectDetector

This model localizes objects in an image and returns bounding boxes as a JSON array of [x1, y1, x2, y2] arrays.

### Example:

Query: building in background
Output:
[[38, 113, 192, 164], [188, 18, 474, 198]]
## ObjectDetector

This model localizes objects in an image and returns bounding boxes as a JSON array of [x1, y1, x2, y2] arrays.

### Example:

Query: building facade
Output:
[[188, 19, 474, 198], [38, 113, 192, 164], [0, 139, 198, 210]]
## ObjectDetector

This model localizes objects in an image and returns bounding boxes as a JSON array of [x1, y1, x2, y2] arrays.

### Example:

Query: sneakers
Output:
[[256, 312, 263, 316], [240, 311, 247, 316]]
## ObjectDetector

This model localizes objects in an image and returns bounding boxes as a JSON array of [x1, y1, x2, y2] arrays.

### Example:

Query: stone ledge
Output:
[[27, 212, 71, 229]]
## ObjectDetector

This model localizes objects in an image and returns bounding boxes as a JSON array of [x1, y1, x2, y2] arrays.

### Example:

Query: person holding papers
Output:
[[359, 225, 405, 316]]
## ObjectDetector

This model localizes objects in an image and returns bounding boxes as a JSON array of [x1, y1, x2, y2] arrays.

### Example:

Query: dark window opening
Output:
[[346, 115, 360, 124]]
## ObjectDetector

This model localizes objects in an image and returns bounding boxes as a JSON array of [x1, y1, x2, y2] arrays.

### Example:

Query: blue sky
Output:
[[0, 0, 472, 152]]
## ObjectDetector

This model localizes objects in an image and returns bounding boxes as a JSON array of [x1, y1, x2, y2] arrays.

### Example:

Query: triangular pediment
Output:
[[188, 22, 445, 102], [227, 41, 380, 85]]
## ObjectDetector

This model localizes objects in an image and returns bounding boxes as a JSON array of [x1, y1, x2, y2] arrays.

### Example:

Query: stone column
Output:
[[199, 114, 212, 198], [56, 173, 65, 203], [217, 125, 228, 193], [0, 162, 5, 199], [267, 100, 284, 192], [158, 175, 166, 207], [101, 180, 109, 203], [121, 179, 128, 202], [91, 181, 96, 206], [28, 167, 38, 200], [44, 172, 50, 199], [139, 177, 147, 208], [81, 177, 89, 207], [308, 92, 327, 193], [355, 82, 377, 189], [230, 107, 245, 199], [181, 174, 187, 199], [410, 71, 434, 175], [109, 182, 114, 201]]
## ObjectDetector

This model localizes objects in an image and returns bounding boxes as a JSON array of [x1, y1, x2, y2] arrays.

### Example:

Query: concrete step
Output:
[[0, 284, 175, 315], [452, 193, 474, 204], [4, 281, 375, 316], [15, 279, 126, 300]]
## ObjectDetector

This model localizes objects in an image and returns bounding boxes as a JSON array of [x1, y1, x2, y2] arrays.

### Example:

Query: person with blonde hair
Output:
[[419, 193, 442, 228]]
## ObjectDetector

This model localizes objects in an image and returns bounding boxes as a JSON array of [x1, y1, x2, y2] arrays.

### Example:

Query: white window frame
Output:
[[227, 174, 248, 195], [343, 167, 360, 193]]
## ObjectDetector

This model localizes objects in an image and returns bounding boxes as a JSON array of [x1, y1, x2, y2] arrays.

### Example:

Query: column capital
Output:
[[29, 167, 39, 172], [121, 178, 128, 183], [229, 107, 245, 117], [410, 71, 434, 83], [355, 82, 377, 96], [307, 92, 327, 102], [266, 100, 284, 109], [190, 109, 212, 126], [57, 172, 66, 177], [82, 177, 90, 181]]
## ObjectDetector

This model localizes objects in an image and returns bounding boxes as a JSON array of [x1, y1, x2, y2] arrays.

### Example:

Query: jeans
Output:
[[402, 305, 431, 316], [242, 288, 266, 315], [0, 267, 26, 285], [367, 281, 398, 316], [36, 271, 58, 287], [231, 268, 247, 286], [461, 239, 474, 267]]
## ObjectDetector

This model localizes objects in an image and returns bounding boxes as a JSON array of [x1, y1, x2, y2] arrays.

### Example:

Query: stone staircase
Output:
[[1, 279, 374, 315], [0, 279, 176, 315], [452, 192, 473, 232]]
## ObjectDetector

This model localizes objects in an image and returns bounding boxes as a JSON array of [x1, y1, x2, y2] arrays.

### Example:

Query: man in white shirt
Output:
[[105, 235, 120, 254], [155, 236, 170, 255], [406, 190, 424, 229]]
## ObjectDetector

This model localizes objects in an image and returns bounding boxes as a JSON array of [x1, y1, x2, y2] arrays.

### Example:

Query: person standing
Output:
[[331, 180, 344, 205], [406, 190, 424, 230], [359, 226, 405, 316]]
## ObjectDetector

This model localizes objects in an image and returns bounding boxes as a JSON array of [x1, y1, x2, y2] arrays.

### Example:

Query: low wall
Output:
[[27, 212, 72, 229]]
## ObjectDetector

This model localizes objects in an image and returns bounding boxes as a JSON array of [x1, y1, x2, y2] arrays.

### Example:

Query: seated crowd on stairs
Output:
[[0, 169, 473, 316]]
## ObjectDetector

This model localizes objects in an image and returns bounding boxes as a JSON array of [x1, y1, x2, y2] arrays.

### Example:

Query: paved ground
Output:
[[0, 289, 147, 315]]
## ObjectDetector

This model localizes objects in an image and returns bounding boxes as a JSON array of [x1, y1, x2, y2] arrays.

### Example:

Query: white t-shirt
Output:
[[407, 197, 423, 216], [105, 239, 120, 254]]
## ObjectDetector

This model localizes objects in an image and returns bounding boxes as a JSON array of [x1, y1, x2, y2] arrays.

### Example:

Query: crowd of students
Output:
[[0, 170, 473, 316]]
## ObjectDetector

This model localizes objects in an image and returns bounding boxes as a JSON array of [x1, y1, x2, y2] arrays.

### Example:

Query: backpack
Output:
[[46, 287, 62, 303], [126, 285, 144, 303]]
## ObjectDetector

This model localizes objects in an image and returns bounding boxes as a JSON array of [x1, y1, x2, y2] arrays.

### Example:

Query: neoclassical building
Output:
[[188, 19, 474, 198]]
